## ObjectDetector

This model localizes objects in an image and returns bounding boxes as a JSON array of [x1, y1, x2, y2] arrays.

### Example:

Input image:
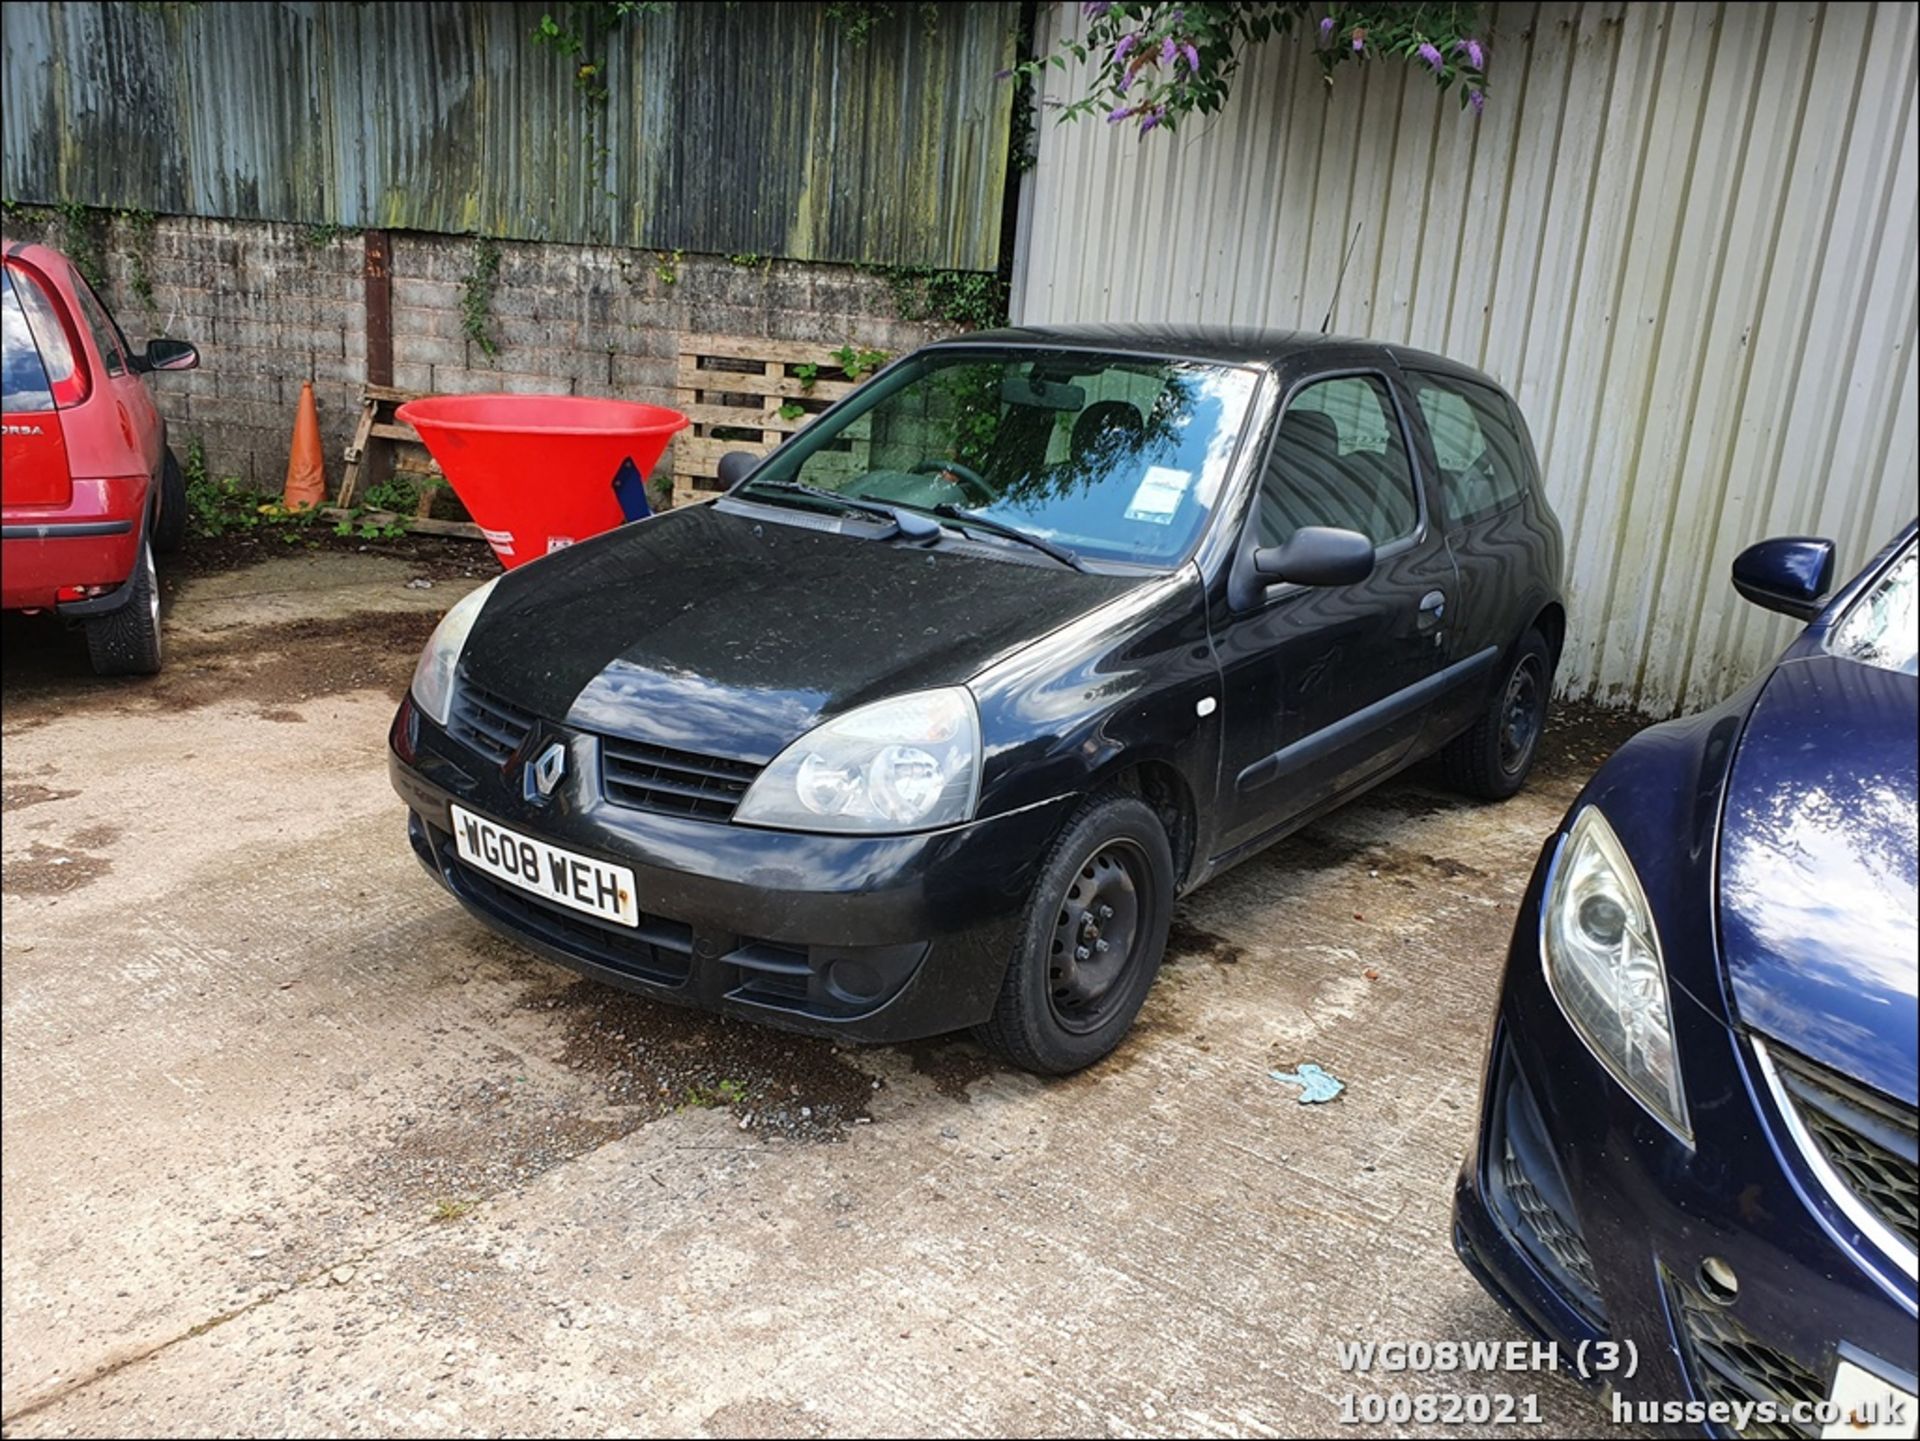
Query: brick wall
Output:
[[5, 213, 942, 491]]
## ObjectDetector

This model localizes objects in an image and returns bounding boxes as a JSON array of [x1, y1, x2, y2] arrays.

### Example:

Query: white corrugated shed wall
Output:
[[1012, 1, 1919, 712]]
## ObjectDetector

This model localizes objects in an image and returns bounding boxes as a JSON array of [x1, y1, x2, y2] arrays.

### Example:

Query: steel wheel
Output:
[[1047, 839, 1150, 1035], [1499, 652, 1544, 774]]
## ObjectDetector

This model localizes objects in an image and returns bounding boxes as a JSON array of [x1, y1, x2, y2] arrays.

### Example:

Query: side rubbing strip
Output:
[[1238, 646, 1500, 793]]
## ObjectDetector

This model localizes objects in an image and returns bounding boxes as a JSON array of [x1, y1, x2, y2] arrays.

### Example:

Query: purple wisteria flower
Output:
[[1108, 104, 1134, 124], [1456, 37, 1485, 70], [1084, 1, 1114, 16], [1351, 28, 1366, 53], [1160, 36, 1178, 65], [1139, 105, 1167, 132], [1116, 67, 1133, 92], [1182, 42, 1200, 73], [1417, 41, 1443, 72], [1468, 87, 1486, 114], [1113, 32, 1137, 61], [1318, 15, 1336, 43]]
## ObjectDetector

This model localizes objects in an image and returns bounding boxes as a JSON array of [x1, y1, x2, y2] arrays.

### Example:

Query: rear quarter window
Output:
[[1411, 372, 1531, 527]]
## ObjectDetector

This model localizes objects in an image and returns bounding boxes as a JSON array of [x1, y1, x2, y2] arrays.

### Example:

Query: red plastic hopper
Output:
[[397, 394, 689, 569]]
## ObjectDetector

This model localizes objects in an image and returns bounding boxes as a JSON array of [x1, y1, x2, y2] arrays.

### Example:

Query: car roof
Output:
[[930, 323, 1511, 395]]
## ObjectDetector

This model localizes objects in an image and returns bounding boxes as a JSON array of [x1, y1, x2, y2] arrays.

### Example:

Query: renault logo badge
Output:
[[530, 741, 567, 798]]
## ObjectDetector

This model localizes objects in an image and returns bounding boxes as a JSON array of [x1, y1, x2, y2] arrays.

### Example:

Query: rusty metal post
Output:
[[363, 228, 393, 388]]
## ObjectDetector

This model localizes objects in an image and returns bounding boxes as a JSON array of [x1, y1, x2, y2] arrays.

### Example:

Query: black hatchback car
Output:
[[390, 326, 1565, 1072]]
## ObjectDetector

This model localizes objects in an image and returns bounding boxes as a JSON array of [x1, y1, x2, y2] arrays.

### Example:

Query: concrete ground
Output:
[[2, 550, 1649, 1438]]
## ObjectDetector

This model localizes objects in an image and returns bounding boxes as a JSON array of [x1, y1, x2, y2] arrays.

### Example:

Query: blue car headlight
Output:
[[1541, 806, 1692, 1144]]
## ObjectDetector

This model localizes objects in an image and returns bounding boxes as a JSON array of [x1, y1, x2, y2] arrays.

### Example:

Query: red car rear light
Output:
[[56, 583, 111, 602]]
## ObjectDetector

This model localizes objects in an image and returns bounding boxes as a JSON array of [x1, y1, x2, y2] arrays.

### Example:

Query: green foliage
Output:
[[777, 401, 806, 421], [117, 208, 158, 320], [681, 1078, 748, 1109], [532, 1, 669, 102], [830, 343, 890, 381], [869, 266, 1007, 332], [793, 362, 820, 391], [726, 252, 765, 268], [55, 200, 110, 291], [460, 236, 503, 360], [301, 222, 357, 249], [183, 443, 324, 542], [1027, 3, 1491, 136], [653, 248, 683, 285]]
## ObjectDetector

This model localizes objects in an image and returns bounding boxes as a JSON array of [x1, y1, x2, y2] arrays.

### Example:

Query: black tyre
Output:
[[84, 536, 164, 677], [1440, 628, 1552, 800], [151, 447, 188, 554], [975, 792, 1175, 1074]]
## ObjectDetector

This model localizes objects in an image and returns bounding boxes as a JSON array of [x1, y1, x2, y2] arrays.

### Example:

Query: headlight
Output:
[[735, 687, 981, 833], [409, 576, 501, 726], [1541, 806, 1692, 1143]]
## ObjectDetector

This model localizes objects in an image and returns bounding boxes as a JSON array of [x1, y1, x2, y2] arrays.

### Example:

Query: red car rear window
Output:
[[2, 260, 87, 408]]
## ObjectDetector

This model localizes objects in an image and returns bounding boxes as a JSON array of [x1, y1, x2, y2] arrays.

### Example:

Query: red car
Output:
[[2, 238, 198, 674]]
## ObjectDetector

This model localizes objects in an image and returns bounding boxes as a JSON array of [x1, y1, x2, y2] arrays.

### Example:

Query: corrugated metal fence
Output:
[[1, 0, 1015, 270], [1014, 2, 1919, 712]]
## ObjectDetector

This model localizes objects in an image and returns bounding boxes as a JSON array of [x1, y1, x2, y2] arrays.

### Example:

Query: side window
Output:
[[68, 268, 127, 377], [1257, 374, 1419, 549], [1412, 372, 1530, 526]]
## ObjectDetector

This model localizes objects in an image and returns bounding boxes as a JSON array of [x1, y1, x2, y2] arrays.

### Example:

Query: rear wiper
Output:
[[744, 480, 938, 540], [932, 504, 1088, 573]]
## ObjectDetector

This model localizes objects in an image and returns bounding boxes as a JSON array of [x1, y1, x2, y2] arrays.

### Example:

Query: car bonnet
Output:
[[457, 502, 1140, 763]]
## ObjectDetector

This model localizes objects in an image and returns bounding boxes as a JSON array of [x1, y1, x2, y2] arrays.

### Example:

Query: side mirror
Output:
[[1731, 536, 1835, 620], [135, 338, 199, 373], [1254, 526, 1375, 587], [717, 450, 760, 489]]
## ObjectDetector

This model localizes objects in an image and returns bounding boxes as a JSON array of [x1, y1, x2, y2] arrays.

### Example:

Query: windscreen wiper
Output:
[[744, 480, 939, 540], [932, 504, 1088, 573]]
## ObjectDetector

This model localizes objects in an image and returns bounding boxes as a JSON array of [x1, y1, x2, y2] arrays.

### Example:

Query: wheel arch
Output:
[[1087, 756, 1201, 893]]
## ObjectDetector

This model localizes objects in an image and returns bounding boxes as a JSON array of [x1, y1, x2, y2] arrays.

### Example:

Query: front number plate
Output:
[[449, 804, 638, 928]]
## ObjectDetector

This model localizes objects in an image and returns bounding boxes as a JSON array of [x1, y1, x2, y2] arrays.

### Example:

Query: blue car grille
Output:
[[599, 737, 762, 822], [1667, 1273, 1824, 1440], [449, 678, 537, 767], [1774, 1049, 1919, 1255]]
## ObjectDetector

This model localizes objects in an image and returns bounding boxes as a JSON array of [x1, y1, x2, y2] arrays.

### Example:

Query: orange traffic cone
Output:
[[282, 381, 327, 512]]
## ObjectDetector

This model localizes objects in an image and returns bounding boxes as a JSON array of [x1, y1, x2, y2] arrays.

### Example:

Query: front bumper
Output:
[[1454, 838, 1918, 1433], [389, 697, 1072, 1042], [1, 475, 147, 611]]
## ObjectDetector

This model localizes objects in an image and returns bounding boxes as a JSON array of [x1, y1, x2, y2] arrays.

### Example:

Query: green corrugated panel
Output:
[[0, 0, 1016, 270]]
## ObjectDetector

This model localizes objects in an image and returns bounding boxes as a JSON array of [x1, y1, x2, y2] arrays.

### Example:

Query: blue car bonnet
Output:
[[1718, 649, 1919, 1107]]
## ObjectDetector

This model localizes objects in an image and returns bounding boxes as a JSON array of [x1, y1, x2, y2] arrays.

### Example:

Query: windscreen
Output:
[[739, 349, 1259, 568]]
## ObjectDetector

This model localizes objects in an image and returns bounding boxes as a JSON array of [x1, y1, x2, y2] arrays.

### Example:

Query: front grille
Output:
[[449, 678, 537, 766], [1774, 1048, 1919, 1256], [429, 824, 693, 987], [600, 737, 762, 821], [1500, 1138, 1602, 1300], [1669, 1275, 1825, 1439]]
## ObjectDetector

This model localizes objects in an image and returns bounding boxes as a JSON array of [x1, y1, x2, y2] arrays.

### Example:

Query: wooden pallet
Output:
[[669, 335, 872, 508], [336, 383, 482, 539]]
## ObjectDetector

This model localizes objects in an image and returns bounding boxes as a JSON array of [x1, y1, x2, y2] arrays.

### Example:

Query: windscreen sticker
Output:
[[1124, 466, 1192, 525]]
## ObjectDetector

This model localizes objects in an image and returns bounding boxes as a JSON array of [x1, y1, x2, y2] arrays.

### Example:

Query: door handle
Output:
[[1417, 590, 1447, 630]]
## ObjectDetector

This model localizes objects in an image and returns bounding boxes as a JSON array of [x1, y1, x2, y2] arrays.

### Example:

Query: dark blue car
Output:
[[1454, 521, 1918, 1437]]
